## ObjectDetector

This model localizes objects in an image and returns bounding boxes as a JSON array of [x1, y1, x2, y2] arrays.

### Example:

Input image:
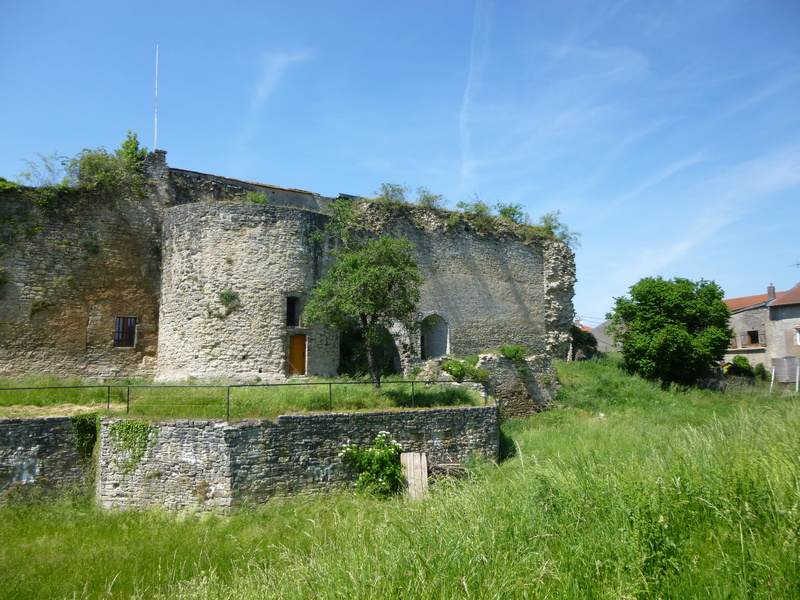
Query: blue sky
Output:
[[2, 0, 799, 327]]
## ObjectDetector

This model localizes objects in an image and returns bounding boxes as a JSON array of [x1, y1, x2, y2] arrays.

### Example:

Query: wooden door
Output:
[[289, 334, 307, 375]]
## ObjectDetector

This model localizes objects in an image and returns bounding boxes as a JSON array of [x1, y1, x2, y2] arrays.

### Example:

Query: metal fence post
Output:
[[107, 386, 110, 410], [411, 380, 415, 408], [226, 386, 230, 422], [126, 386, 130, 414], [329, 383, 333, 412]]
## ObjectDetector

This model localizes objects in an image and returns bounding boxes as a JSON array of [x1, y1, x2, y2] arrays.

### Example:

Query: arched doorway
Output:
[[420, 314, 448, 360]]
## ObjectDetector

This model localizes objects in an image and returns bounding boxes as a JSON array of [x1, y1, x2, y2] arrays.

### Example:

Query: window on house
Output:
[[286, 296, 301, 327], [728, 336, 737, 349], [114, 317, 137, 347], [795, 328, 800, 346], [744, 330, 766, 347]]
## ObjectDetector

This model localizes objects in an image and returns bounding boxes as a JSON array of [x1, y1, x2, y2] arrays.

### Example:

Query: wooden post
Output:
[[401, 452, 428, 500]]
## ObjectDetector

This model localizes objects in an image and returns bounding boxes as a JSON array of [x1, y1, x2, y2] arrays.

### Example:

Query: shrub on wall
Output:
[[338, 431, 405, 498]]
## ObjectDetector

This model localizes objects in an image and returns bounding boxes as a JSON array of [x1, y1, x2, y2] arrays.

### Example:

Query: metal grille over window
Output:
[[114, 317, 137, 347]]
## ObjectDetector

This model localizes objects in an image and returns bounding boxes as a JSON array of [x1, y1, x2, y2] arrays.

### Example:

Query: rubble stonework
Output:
[[94, 407, 498, 511], [0, 150, 575, 381]]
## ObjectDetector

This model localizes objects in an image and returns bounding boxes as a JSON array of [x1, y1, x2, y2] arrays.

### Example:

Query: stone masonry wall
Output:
[[0, 188, 161, 380], [353, 203, 576, 359], [157, 203, 339, 381], [96, 406, 498, 511], [0, 417, 88, 496]]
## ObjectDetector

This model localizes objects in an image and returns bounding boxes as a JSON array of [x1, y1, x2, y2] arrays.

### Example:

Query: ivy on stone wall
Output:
[[109, 420, 157, 474]]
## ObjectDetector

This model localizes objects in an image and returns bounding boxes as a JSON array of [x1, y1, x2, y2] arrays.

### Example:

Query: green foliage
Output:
[[117, 130, 148, 170], [500, 344, 528, 362], [495, 202, 529, 224], [245, 190, 269, 204], [455, 197, 494, 232], [305, 234, 423, 387], [753, 362, 769, 381], [535, 209, 581, 248], [415, 186, 447, 209], [17, 132, 148, 203], [726, 356, 754, 378], [610, 277, 732, 387], [0, 177, 20, 192], [338, 431, 405, 497], [108, 419, 156, 474], [441, 357, 489, 382], [16, 151, 70, 187], [374, 182, 410, 204], [570, 325, 598, 359], [69, 413, 99, 460], [218, 289, 239, 307]]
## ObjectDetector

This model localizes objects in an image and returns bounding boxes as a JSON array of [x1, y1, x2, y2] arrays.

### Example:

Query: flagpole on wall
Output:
[[154, 44, 159, 150]]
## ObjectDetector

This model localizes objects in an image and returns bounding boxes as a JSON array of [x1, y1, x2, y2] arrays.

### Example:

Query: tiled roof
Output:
[[723, 293, 776, 312], [769, 282, 800, 307]]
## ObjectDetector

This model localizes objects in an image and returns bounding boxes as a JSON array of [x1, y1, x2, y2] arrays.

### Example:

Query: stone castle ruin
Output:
[[0, 150, 576, 383]]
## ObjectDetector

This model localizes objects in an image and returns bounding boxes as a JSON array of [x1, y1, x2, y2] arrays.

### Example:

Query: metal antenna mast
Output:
[[154, 44, 159, 150]]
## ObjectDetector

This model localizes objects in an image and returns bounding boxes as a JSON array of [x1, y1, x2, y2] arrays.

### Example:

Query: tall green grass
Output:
[[1, 358, 798, 599]]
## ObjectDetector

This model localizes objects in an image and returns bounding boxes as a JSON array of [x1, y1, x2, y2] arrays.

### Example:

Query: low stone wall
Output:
[[0, 417, 88, 496], [97, 406, 498, 511]]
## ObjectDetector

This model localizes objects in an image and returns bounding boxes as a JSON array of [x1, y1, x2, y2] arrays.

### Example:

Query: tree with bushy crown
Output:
[[304, 197, 423, 388], [610, 277, 731, 387]]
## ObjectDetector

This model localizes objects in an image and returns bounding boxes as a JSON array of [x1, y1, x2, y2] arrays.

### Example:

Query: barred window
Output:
[[114, 317, 137, 347]]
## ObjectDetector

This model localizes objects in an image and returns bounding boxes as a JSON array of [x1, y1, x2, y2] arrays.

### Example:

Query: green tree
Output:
[[537, 210, 581, 248], [375, 182, 410, 203], [610, 277, 731, 387], [415, 186, 446, 209], [304, 233, 423, 388], [495, 202, 530, 225]]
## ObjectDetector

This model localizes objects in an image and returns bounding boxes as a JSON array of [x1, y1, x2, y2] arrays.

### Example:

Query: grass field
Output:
[[0, 374, 485, 419], [1, 358, 798, 599]]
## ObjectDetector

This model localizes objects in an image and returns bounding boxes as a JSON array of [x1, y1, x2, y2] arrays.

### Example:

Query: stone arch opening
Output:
[[421, 314, 449, 360]]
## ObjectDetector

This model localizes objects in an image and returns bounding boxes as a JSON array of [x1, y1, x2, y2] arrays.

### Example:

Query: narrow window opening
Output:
[[114, 316, 137, 347], [286, 296, 300, 327]]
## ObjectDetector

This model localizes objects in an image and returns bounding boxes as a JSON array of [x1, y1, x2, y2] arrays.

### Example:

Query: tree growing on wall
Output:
[[609, 277, 731, 387], [17, 131, 148, 200], [304, 235, 423, 388]]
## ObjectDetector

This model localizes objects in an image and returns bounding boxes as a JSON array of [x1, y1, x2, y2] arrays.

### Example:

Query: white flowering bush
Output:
[[338, 431, 405, 498]]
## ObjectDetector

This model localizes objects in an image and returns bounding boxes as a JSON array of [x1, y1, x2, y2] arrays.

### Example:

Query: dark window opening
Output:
[[286, 296, 300, 327], [114, 317, 137, 347]]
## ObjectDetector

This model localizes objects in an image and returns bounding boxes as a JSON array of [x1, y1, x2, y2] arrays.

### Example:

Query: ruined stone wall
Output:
[[157, 203, 339, 381], [167, 168, 326, 212], [0, 188, 161, 380], [0, 417, 88, 496], [96, 406, 498, 511], [354, 204, 576, 359]]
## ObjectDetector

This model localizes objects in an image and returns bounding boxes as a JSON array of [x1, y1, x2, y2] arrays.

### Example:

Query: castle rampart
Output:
[[0, 150, 576, 382]]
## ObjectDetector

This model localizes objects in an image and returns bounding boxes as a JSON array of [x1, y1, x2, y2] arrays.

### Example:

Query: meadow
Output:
[[1, 358, 798, 599]]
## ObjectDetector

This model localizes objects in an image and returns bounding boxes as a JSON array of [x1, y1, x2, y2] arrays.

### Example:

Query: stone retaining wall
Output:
[[0, 417, 87, 496], [96, 406, 498, 511]]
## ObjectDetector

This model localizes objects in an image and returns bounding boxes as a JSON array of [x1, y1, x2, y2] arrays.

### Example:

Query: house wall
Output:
[[725, 307, 770, 368], [157, 203, 339, 381], [96, 406, 499, 511], [769, 305, 800, 360]]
